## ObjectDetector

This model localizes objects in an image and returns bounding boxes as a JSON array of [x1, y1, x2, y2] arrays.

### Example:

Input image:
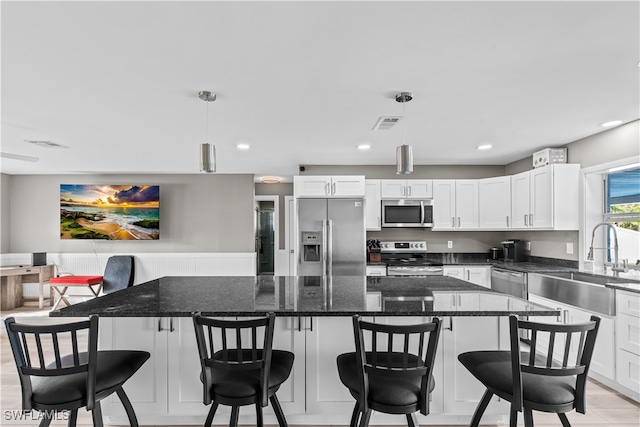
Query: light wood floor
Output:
[[1, 305, 638, 427]]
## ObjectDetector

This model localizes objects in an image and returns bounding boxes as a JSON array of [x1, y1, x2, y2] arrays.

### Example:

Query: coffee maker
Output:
[[501, 239, 526, 262]]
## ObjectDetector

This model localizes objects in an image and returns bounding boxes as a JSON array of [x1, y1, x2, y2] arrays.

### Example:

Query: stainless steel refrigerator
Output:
[[297, 198, 366, 276]]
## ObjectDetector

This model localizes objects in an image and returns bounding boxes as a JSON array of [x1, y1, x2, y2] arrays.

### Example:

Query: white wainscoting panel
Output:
[[2, 252, 256, 298]]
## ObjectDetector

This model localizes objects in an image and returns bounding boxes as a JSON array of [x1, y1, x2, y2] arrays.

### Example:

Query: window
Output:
[[604, 167, 640, 263]]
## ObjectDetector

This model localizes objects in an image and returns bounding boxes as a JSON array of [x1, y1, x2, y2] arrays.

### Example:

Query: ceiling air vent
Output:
[[24, 140, 67, 148], [373, 116, 401, 131]]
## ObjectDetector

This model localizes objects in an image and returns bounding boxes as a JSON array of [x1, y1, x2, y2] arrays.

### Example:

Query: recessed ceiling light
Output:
[[357, 144, 371, 150], [601, 120, 623, 127], [260, 176, 281, 184], [236, 143, 250, 150], [476, 144, 492, 150]]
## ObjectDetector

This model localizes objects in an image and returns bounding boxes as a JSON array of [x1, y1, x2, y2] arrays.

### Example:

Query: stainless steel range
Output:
[[380, 240, 443, 276]]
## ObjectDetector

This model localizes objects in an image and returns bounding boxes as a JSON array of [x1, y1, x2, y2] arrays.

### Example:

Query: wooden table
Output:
[[1, 265, 55, 310]]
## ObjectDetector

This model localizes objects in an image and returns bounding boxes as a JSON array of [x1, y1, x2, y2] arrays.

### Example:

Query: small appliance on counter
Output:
[[488, 247, 503, 260], [501, 239, 527, 262]]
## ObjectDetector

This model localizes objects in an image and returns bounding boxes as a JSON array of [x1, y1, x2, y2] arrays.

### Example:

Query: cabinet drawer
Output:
[[617, 312, 640, 355], [618, 291, 640, 318], [616, 349, 640, 395]]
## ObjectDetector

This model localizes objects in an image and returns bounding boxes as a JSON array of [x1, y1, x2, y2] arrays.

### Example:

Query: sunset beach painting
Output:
[[60, 185, 160, 240]]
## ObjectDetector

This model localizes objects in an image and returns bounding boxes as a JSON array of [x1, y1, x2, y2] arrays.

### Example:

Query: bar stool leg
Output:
[[270, 394, 288, 427], [558, 413, 572, 427], [229, 406, 239, 427], [358, 409, 372, 427], [67, 409, 78, 427], [349, 402, 360, 427], [509, 409, 518, 427], [524, 409, 534, 427], [255, 403, 264, 427], [91, 401, 104, 427], [116, 387, 139, 427], [406, 412, 419, 427], [204, 402, 218, 427], [470, 388, 493, 427]]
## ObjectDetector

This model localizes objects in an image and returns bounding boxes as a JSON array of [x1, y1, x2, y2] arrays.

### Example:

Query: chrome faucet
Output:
[[587, 222, 625, 276]]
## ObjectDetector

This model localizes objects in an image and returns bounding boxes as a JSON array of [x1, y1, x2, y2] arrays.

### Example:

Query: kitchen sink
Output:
[[540, 271, 633, 285], [528, 272, 616, 316]]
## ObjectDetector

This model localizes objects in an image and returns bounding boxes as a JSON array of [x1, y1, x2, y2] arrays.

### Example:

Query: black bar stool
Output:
[[459, 314, 600, 427], [337, 316, 442, 427], [191, 312, 294, 427], [4, 315, 150, 427]]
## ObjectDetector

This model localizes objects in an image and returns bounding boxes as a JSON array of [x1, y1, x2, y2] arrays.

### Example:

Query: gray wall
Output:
[[301, 164, 506, 179], [505, 119, 640, 175], [5, 174, 255, 254], [1, 173, 11, 253]]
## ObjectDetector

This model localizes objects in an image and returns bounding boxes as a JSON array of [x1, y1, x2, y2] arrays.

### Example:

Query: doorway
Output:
[[255, 196, 279, 275]]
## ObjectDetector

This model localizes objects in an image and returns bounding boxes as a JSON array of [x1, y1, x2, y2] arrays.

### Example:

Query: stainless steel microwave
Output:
[[381, 199, 434, 228]]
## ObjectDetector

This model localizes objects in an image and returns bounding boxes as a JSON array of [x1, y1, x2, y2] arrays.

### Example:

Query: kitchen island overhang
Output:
[[49, 275, 560, 318]]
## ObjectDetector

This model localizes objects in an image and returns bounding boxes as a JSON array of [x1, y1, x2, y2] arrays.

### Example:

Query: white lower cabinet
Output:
[[444, 266, 491, 288], [101, 315, 512, 424], [527, 295, 615, 381], [616, 291, 640, 399], [441, 316, 509, 415]]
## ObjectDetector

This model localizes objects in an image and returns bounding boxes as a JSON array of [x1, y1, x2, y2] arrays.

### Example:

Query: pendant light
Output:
[[199, 90, 216, 173], [395, 92, 414, 175]]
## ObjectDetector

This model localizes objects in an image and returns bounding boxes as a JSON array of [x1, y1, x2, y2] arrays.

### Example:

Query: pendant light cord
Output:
[[402, 99, 406, 145], [206, 99, 210, 143]]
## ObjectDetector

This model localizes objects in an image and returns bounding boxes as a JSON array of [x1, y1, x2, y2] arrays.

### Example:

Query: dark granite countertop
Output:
[[50, 276, 559, 318]]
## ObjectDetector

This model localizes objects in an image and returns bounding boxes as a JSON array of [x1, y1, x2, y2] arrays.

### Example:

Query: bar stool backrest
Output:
[[352, 316, 442, 416], [4, 316, 99, 411], [509, 314, 600, 413], [192, 312, 275, 407]]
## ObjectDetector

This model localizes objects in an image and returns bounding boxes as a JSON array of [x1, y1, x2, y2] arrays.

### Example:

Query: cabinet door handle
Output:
[[563, 309, 568, 324], [506, 216, 510, 227], [408, 186, 412, 197], [557, 308, 562, 323], [332, 183, 336, 195], [169, 317, 175, 332], [458, 217, 461, 228], [529, 214, 533, 226], [325, 183, 330, 196], [158, 318, 164, 332], [452, 217, 455, 228], [524, 214, 528, 226], [401, 186, 406, 197]]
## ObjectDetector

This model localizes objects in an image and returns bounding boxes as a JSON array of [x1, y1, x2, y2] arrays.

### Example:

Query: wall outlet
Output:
[[566, 243, 574, 255], [526, 241, 531, 251], [447, 241, 453, 249]]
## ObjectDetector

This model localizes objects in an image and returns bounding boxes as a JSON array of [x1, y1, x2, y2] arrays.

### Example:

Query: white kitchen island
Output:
[[51, 275, 559, 425]]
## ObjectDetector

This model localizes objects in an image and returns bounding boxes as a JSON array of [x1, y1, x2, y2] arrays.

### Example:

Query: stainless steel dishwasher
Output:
[[491, 267, 527, 299]]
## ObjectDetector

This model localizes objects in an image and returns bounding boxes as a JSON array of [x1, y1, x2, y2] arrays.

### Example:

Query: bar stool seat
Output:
[[337, 352, 436, 409]]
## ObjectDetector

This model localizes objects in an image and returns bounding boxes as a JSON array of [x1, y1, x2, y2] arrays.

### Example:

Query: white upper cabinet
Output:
[[364, 179, 381, 231], [294, 176, 365, 198], [433, 180, 456, 230], [456, 180, 479, 229], [380, 179, 433, 199], [478, 176, 511, 229], [510, 164, 579, 230], [433, 180, 478, 230]]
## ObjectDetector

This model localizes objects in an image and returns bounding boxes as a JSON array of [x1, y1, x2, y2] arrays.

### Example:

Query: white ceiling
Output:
[[1, 1, 639, 181]]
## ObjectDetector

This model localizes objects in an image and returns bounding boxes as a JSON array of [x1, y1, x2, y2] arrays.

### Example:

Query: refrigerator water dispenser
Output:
[[301, 231, 321, 263]]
